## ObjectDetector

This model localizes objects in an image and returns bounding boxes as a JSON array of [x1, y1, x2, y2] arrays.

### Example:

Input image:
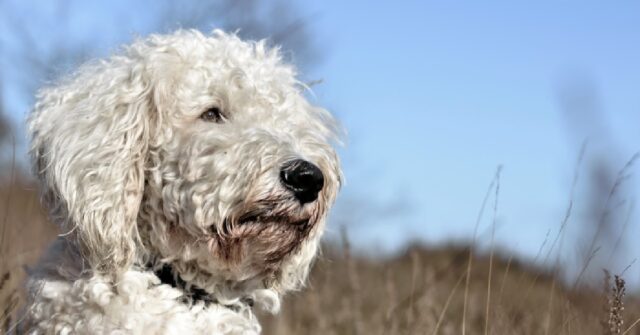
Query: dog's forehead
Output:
[[184, 34, 297, 87], [144, 32, 335, 136], [175, 72, 312, 121], [174, 67, 307, 119], [163, 38, 300, 101]]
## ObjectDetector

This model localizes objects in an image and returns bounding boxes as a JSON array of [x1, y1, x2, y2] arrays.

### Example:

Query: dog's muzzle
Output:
[[279, 159, 324, 204]]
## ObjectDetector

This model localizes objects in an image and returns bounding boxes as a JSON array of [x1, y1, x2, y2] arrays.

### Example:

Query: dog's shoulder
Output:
[[22, 240, 261, 334]]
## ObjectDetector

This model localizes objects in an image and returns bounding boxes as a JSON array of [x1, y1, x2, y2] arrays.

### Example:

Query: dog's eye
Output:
[[200, 107, 225, 123]]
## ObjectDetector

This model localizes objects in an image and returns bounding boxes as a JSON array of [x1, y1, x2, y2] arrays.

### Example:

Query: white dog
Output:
[[22, 30, 341, 334]]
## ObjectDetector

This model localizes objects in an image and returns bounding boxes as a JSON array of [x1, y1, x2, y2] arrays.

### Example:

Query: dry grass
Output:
[[0, 177, 58, 332], [1, 179, 639, 334], [261, 243, 640, 335]]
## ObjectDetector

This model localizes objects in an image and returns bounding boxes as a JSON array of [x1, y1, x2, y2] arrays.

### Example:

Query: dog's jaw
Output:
[[140, 193, 328, 297]]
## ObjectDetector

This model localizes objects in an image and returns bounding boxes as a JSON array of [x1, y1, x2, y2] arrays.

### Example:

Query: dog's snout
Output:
[[280, 159, 325, 204]]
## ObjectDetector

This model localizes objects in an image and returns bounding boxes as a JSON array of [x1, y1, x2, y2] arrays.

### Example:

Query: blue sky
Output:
[[306, 1, 640, 255], [2, 1, 640, 279]]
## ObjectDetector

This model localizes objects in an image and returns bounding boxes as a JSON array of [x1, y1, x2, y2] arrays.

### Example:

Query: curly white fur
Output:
[[22, 30, 341, 334]]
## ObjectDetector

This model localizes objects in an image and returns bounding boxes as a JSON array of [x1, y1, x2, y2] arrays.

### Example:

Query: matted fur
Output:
[[23, 30, 341, 334]]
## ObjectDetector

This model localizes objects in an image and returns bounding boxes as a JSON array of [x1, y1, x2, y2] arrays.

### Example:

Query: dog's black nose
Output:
[[280, 159, 324, 204]]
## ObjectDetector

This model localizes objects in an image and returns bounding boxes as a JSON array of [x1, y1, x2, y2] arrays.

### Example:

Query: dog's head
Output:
[[29, 30, 341, 295]]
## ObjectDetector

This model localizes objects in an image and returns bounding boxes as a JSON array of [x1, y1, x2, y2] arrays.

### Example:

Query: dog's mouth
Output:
[[205, 203, 318, 265], [238, 215, 309, 226], [213, 209, 312, 235], [238, 214, 310, 228]]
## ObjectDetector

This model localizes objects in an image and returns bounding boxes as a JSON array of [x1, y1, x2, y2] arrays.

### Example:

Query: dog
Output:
[[22, 30, 341, 334]]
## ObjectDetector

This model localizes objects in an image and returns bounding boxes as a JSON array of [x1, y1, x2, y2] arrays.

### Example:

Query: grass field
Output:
[[262, 243, 640, 334], [1, 178, 639, 334]]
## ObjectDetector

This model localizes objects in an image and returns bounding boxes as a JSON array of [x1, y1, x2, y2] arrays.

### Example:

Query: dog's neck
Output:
[[151, 263, 255, 312]]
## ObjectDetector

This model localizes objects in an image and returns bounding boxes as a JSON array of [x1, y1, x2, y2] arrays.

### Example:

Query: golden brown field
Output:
[[0, 177, 57, 332], [1, 177, 639, 335], [262, 244, 640, 334]]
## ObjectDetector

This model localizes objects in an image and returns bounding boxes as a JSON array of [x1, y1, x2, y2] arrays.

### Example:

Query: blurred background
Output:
[[1, 1, 639, 334]]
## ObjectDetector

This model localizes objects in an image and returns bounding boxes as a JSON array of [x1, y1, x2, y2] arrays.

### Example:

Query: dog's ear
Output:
[[29, 56, 155, 274]]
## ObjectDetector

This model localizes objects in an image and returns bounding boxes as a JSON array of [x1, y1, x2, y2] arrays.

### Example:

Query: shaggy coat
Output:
[[23, 30, 341, 334]]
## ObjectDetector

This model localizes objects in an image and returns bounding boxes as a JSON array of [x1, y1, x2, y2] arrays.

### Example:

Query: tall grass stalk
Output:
[[462, 166, 502, 335]]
